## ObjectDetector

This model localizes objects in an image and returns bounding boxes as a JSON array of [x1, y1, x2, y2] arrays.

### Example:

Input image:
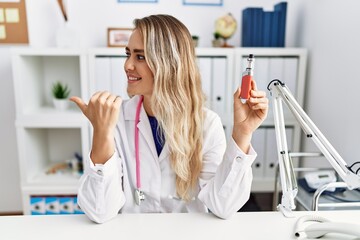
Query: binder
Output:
[[241, 8, 253, 47], [59, 196, 74, 214], [73, 197, 84, 214], [45, 196, 60, 215], [212, 57, 227, 129], [197, 57, 212, 108], [262, 11, 272, 47], [251, 128, 266, 178], [274, 2, 287, 47], [30, 196, 46, 215], [252, 8, 264, 47], [270, 10, 280, 47], [94, 57, 111, 92], [110, 57, 129, 100]]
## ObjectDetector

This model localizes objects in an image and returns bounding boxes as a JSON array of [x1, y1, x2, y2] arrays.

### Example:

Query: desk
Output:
[[1, 211, 360, 240]]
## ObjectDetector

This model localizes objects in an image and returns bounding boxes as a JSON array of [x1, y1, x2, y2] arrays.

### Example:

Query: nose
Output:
[[124, 57, 135, 72]]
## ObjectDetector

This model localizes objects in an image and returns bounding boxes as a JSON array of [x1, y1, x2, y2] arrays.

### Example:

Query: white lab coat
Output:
[[78, 95, 257, 223]]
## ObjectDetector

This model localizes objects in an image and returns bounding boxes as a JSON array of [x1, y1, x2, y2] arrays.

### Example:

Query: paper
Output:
[[0, 0, 20, 2], [5, 8, 19, 23], [0, 8, 4, 23], [0, 25, 6, 39]]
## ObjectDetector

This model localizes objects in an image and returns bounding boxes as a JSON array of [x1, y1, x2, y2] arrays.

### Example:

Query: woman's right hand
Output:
[[70, 91, 122, 164], [70, 91, 122, 132]]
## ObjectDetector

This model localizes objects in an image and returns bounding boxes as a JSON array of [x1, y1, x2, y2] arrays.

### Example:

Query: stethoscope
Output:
[[134, 95, 145, 205]]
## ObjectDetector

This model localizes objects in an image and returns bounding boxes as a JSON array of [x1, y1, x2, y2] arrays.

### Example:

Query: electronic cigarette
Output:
[[240, 54, 254, 103]]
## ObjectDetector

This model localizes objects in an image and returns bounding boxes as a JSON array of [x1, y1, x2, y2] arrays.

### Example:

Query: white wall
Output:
[[0, 48, 22, 212], [1, 0, 359, 212], [26, 0, 301, 48], [297, 0, 360, 168]]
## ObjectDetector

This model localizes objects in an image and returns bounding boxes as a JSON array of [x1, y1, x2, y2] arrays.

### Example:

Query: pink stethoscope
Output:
[[134, 95, 145, 205]]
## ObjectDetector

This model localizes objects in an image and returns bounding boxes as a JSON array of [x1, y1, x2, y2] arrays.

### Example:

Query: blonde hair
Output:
[[134, 15, 205, 200]]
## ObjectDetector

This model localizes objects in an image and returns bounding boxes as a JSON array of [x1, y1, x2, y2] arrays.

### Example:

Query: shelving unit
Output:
[[12, 48, 90, 215], [12, 47, 307, 214]]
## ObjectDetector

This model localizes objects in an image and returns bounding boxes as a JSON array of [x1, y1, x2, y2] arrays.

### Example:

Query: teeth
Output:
[[129, 77, 141, 81]]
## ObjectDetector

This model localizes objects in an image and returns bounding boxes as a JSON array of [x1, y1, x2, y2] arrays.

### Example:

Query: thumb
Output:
[[234, 86, 241, 100], [69, 96, 87, 113]]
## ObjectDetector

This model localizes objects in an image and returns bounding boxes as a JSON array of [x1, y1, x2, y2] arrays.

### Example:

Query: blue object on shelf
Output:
[[252, 8, 264, 47], [60, 197, 74, 214], [275, 2, 287, 47], [241, 1, 287, 47], [241, 8, 253, 47], [262, 11, 272, 47], [30, 197, 46, 215], [73, 197, 84, 214], [45, 197, 60, 215]]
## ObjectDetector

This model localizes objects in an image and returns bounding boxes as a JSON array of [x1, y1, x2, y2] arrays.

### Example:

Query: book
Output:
[[274, 2, 287, 47], [262, 11, 272, 47], [270, 10, 280, 47], [252, 8, 264, 47], [242, 8, 253, 47]]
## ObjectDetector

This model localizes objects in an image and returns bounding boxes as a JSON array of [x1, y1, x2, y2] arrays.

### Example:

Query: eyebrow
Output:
[[125, 47, 144, 53]]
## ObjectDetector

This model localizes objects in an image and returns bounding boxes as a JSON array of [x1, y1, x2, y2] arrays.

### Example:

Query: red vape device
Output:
[[240, 54, 254, 103]]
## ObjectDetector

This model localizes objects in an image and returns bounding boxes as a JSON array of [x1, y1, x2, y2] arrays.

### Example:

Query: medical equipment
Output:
[[240, 54, 254, 103], [135, 95, 145, 205], [267, 79, 360, 217], [304, 170, 336, 191], [294, 215, 360, 238]]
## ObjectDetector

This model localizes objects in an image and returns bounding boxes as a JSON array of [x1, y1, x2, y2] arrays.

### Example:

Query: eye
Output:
[[125, 51, 130, 58], [137, 55, 145, 60]]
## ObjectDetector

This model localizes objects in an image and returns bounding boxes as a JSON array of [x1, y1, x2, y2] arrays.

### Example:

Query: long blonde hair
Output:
[[134, 15, 205, 200]]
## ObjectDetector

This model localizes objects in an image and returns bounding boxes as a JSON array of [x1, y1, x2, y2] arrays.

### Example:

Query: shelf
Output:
[[11, 47, 86, 56], [22, 185, 78, 195], [25, 169, 81, 187], [17, 127, 85, 185], [12, 54, 86, 118], [15, 107, 87, 127]]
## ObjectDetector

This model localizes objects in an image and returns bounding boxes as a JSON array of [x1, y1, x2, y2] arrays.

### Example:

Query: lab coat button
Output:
[[236, 156, 242, 162], [96, 169, 103, 176]]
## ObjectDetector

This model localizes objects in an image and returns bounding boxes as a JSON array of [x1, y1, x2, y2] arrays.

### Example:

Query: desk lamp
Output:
[[267, 79, 360, 217]]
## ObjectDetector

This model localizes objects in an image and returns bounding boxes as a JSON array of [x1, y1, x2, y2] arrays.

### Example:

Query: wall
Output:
[[297, 0, 360, 169], [1, 0, 359, 212], [25, 0, 302, 48]]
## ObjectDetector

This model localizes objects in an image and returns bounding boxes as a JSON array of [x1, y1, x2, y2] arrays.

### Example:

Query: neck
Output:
[[142, 95, 154, 117]]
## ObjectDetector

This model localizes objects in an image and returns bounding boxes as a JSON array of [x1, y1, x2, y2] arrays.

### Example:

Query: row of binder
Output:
[[252, 127, 293, 179], [30, 196, 84, 215], [242, 2, 287, 47]]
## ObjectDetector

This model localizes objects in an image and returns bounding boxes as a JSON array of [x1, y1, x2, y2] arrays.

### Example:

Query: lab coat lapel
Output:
[[137, 109, 158, 161], [124, 95, 165, 162], [158, 142, 170, 162]]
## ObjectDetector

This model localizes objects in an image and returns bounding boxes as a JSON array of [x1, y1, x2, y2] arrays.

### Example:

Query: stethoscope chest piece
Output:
[[135, 189, 145, 206]]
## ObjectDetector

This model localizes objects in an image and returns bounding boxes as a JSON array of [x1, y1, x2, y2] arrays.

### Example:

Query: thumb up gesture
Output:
[[70, 91, 122, 133]]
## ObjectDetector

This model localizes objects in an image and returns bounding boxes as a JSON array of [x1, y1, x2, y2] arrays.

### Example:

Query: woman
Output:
[[70, 14, 268, 223]]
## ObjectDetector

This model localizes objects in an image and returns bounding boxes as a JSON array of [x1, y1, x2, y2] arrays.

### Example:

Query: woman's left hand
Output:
[[232, 81, 268, 152]]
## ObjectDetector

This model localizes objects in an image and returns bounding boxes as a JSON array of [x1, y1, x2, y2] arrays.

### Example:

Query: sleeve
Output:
[[197, 113, 257, 219], [77, 150, 126, 224]]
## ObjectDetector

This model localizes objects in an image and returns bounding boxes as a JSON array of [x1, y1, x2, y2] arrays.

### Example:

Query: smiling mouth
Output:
[[128, 76, 142, 81]]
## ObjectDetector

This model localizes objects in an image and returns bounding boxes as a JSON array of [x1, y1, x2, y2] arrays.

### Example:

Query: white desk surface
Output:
[[1, 210, 360, 240]]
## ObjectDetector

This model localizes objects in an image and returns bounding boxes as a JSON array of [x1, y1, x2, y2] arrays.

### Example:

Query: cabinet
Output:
[[12, 48, 90, 215], [12, 47, 306, 214]]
